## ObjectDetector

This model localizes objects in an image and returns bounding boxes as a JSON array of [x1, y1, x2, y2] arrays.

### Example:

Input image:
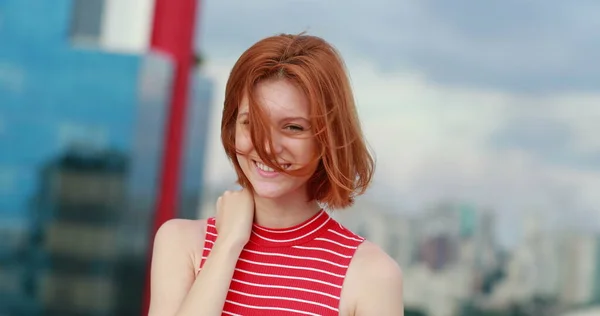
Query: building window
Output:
[[70, 0, 105, 44]]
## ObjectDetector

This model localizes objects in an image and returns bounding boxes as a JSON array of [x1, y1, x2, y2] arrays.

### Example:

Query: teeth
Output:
[[255, 161, 290, 172], [256, 162, 275, 172]]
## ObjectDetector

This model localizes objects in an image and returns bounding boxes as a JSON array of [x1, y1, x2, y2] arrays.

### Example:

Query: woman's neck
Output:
[[252, 190, 321, 229]]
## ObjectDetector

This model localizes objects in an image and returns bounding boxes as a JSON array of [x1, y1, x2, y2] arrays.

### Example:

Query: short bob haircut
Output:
[[221, 33, 374, 209]]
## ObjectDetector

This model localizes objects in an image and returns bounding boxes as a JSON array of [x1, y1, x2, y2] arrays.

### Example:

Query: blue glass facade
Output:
[[0, 0, 212, 314], [179, 73, 214, 219]]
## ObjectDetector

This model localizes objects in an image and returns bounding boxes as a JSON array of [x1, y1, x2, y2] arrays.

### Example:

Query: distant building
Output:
[[483, 210, 600, 312], [561, 306, 600, 316], [332, 197, 418, 269], [416, 201, 499, 275], [558, 232, 600, 306], [28, 148, 127, 315]]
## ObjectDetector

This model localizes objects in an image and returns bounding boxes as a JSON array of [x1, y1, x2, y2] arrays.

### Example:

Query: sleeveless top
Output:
[[199, 209, 365, 316]]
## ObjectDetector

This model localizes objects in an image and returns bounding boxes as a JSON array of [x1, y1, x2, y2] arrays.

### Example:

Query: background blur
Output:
[[1, 0, 600, 316]]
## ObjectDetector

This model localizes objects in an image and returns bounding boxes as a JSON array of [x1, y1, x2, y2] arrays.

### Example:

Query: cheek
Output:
[[235, 127, 253, 153], [293, 138, 317, 162]]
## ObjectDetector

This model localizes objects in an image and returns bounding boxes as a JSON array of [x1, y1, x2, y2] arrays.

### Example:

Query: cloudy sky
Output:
[[194, 0, 600, 247]]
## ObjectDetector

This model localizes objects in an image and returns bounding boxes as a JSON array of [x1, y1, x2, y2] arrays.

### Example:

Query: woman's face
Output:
[[235, 79, 318, 200]]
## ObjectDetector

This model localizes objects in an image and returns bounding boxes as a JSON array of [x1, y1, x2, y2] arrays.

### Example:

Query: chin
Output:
[[251, 183, 298, 200]]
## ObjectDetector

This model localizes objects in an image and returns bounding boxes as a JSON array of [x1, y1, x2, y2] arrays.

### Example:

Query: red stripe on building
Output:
[[142, 0, 200, 314]]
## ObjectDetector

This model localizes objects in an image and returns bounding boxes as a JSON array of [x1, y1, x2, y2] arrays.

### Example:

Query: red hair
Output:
[[221, 33, 374, 209]]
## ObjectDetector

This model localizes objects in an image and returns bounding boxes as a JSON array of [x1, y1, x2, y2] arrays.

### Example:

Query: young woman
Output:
[[148, 33, 404, 316]]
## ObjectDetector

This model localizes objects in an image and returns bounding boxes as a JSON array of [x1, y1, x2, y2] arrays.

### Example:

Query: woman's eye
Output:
[[285, 125, 304, 132]]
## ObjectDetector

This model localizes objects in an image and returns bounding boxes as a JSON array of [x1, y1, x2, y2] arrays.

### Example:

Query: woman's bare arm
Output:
[[148, 218, 245, 316], [148, 219, 206, 316], [173, 238, 243, 315], [148, 190, 253, 316]]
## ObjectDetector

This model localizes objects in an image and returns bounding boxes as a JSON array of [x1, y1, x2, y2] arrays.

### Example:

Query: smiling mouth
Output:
[[253, 160, 291, 172]]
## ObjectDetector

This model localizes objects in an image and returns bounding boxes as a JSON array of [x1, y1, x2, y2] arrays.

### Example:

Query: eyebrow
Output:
[[237, 111, 309, 123]]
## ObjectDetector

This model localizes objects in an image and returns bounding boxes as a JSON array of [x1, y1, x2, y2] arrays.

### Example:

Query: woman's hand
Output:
[[214, 188, 255, 250]]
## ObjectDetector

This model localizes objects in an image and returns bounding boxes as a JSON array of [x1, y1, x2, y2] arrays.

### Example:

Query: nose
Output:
[[264, 132, 284, 155]]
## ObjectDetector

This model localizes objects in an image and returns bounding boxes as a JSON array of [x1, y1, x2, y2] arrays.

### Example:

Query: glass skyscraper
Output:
[[0, 0, 211, 314]]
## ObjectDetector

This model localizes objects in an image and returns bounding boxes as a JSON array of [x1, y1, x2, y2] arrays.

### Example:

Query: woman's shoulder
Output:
[[328, 216, 402, 290], [341, 240, 404, 314], [156, 218, 208, 242], [153, 218, 209, 268], [351, 240, 402, 277]]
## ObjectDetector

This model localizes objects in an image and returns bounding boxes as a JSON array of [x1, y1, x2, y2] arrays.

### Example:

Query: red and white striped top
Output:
[[199, 209, 365, 316]]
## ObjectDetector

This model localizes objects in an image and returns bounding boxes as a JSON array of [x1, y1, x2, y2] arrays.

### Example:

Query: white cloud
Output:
[[200, 56, 600, 247]]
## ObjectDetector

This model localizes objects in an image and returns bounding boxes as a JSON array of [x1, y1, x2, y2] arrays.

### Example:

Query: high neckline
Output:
[[248, 209, 332, 247]]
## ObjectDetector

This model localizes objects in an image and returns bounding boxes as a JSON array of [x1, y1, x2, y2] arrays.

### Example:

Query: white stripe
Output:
[[229, 289, 338, 312], [232, 278, 340, 300], [253, 217, 331, 243], [253, 210, 327, 233], [292, 245, 352, 258], [225, 300, 320, 316], [222, 311, 242, 316], [328, 229, 364, 242], [243, 249, 348, 268], [314, 237, 358, 249], [206, 232, 217, 237], [235, 268, 342, 289], [238, 258, 345, 278], [205, 239, 214, 244]]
